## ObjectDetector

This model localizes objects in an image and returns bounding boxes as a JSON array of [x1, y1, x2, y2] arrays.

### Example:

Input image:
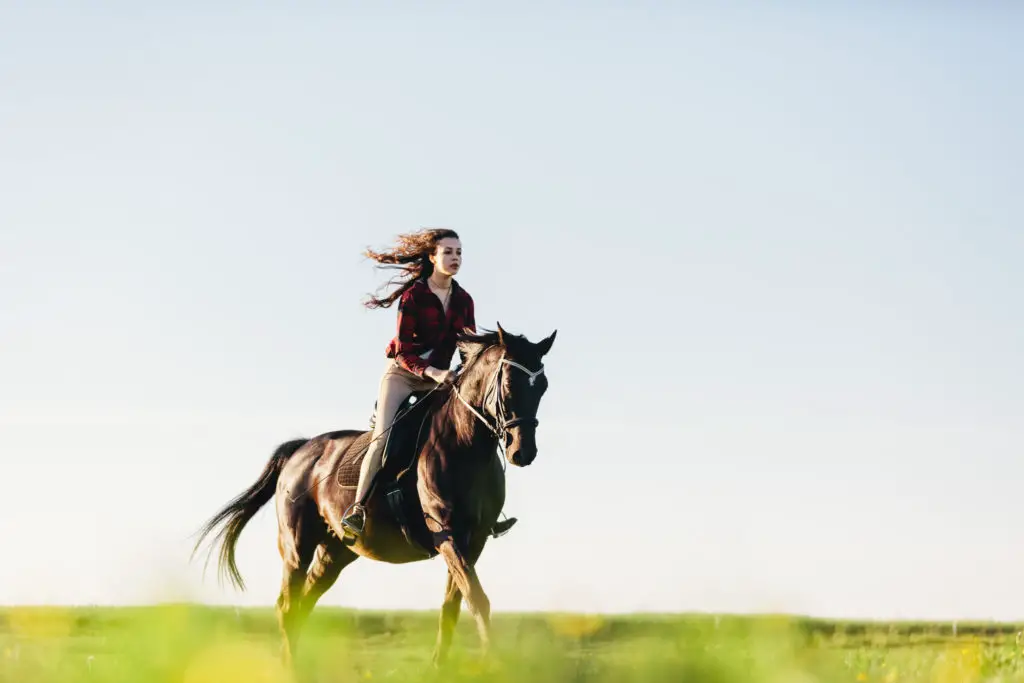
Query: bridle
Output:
[[453, 352, 545, 442]]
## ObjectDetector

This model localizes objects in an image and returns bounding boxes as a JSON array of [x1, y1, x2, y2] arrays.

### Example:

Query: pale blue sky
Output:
[[2, 2, 1022, 621]]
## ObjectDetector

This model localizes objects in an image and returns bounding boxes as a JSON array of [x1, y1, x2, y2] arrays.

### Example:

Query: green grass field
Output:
[[2, 605, 1022, 682]]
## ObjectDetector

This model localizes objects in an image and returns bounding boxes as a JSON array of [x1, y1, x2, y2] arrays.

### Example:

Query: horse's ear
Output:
[[496, 321, 507, 346], [536, 329, 557, 356]]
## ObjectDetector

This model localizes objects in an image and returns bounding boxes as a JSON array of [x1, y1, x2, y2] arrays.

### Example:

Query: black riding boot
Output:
[[491, 516, 517, 537]]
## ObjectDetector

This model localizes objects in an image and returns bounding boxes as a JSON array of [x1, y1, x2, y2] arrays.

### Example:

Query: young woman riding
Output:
[[341, 228, 517, 538]]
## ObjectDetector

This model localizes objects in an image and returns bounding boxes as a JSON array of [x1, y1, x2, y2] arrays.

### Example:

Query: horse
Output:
[[191, 324, 556, 668]]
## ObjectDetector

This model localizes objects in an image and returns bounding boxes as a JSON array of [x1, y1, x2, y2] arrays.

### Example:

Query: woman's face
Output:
[[431, 237, 462, 277]]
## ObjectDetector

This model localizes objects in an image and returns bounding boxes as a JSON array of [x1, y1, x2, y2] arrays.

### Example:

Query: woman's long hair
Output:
[[363, 228, 460, 309]]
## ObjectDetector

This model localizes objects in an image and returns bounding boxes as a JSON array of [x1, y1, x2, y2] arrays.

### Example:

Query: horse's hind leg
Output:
[[277, 514, 359, 668], [294, 540, 359, 637], [275, 503, 325, 668]]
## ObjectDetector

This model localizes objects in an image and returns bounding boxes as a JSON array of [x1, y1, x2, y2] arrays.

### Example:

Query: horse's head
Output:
[[456, 323, 557, 467]]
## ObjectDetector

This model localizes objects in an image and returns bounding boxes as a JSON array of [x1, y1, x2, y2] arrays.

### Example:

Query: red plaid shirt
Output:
[[385, 278, 476, 377]]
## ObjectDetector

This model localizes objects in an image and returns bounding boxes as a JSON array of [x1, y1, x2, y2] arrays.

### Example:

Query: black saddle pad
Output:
[[336, 390, 433, 489]]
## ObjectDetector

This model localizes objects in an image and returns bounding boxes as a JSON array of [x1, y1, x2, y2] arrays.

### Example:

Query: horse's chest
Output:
[[419, 461, 503, 526]]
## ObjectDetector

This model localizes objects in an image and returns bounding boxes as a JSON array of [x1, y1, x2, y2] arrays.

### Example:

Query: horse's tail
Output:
[[191, 437, 309, 591]]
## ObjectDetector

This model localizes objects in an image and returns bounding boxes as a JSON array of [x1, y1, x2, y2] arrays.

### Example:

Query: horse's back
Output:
[[276, 429, 368, 501]]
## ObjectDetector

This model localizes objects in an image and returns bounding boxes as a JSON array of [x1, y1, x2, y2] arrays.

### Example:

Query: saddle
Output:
[[336, 390, 432, 487], [335, 390, 438, 555]]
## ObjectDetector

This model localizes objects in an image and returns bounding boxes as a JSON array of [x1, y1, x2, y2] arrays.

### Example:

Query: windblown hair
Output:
[[363, 228, 460, 309]]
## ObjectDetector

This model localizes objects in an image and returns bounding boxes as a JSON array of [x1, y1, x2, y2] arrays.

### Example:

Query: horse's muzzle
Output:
[[506, 424, 537, 467]]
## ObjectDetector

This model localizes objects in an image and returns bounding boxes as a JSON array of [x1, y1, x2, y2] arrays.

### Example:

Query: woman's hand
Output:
[[425, 367, 455, 385]]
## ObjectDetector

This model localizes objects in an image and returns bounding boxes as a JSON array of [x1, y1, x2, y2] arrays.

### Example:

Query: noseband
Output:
[[490, 357, 544, 432], [454, 352, 545, 440]]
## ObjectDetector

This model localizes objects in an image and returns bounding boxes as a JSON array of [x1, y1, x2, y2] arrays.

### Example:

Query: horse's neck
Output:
[[444, 352, 500, 447], [415, 358, 503, 513], [460, 350, 500, 404]]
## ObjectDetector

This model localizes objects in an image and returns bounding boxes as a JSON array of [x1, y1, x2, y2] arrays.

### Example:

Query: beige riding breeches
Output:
[[354, 358, 437, 504]]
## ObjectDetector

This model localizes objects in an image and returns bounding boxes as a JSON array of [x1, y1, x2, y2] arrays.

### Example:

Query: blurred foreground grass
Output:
[[2, 605, 1023, 682]]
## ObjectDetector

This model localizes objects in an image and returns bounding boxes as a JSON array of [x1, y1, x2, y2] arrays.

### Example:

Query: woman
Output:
[[341, 228, 517, 539]]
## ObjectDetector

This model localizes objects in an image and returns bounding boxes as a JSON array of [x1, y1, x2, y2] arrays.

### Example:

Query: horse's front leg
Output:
[[432, 569, 462, 667], [433, 531, 491, 656]]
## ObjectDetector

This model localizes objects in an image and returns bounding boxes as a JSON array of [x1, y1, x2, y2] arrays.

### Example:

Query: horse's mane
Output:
[[444, 328, 522, 444], [456, 327, 526, 368], [458, 327, 505, 346], [456, 329, 499, 366]]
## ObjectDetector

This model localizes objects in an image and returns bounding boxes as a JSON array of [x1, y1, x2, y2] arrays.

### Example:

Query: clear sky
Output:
[[2, 2, 1022, 621]]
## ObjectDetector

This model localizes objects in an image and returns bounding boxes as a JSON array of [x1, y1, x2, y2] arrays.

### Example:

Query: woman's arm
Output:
[[393, 290, 431, 377]]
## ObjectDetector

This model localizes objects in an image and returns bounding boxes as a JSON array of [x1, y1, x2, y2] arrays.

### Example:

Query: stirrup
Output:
[[341, 505, 365, 537]]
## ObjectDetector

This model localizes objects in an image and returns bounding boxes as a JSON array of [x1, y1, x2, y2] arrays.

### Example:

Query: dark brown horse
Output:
[[192, 324, 556, 667]]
